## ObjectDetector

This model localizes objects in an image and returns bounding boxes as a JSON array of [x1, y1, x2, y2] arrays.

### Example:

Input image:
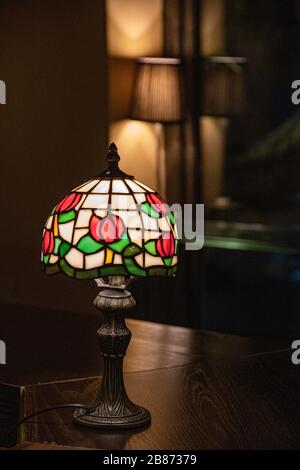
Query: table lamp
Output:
[[130, 57, 184, 195], [41, 143, 178, 430]]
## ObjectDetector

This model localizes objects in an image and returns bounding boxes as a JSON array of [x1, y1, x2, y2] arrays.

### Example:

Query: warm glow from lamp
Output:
[[107, 0, 163, 57], [125, 121, 142, 135], [110, 120, 158, 189], [200, 116, 228, 205]]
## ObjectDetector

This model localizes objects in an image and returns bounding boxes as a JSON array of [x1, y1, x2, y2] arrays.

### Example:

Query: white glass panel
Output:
[[73, 179, 99, 192], [143, 230, 161, 242], [134, 253, 144, 267], [133, 193, 147, 204], [65, 248, 84, 269], [114, 254, 123, 264], [85, 250, 105, 269], [134, 180, 154, 192], [46, 215, 53, 229], [94, 209, 108, 218], [128, 229, 143, 246], [111, 194, 135, 210], [73, 228, 89, 244], [173, 223, 179, 239], [75, 209, 92, 228], [113, 210, 142, 229], [82, 194, 109, 209], [75, 194, 86, 210], [126, 179, 146, 193], [59, 221, 74, 243], [171, 256, 178, 266], [159, 217, 171, 232], [142, 212, 159, 231], [112, 180, 129, 193], [92, 180, 110, 194], [49, 254, 59, 264], [144, 253, 164, 267]]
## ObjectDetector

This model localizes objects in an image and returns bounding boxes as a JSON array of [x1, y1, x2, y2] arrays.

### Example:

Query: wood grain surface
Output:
[[22, 350, 299, 450], [1, 302, 296, 450], [0, 303, 285, 385], [12, 442, 90, 450]]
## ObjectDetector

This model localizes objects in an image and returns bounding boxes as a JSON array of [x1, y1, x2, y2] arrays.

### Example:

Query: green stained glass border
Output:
[[42, 258, 177, 280]]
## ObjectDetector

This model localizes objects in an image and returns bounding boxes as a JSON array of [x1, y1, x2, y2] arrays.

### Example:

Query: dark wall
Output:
[[224, 0, 300, 206], [0, 0, 108, 314], [226, 0, 299, 151]]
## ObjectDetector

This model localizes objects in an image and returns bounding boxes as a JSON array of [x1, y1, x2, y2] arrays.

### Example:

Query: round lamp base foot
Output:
[[73, 406, 151, 430]]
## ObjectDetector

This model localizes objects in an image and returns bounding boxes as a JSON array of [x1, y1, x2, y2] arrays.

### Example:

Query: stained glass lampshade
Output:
[[41, 144, 178, 280]]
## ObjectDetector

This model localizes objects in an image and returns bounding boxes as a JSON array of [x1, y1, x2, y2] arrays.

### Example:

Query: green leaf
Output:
[[59, 241, 71, 257], [53, 237, 62, 255], [169, 212, 175, 224], [140, 201, 161, 218], [58, 209, 76, 224], [123, 243, 142, 257], [124, 258, 147, 277], [144, 240, 157, 256], [163, 257, 173, 266], [43, 254, 50, 264], [77, 235, 103, 254], [108, 235, 130, 253]]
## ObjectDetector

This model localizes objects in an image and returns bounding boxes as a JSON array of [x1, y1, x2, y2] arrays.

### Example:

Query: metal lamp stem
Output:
[[73, 279, 151, 429]]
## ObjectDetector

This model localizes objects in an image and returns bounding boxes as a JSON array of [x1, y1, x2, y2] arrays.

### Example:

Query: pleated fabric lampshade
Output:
[[131, 57, 184, 123], [201, 56, 247, 117]]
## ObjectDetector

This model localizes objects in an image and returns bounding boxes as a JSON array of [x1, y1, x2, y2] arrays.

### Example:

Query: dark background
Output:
[[0, 0, 107, 315]]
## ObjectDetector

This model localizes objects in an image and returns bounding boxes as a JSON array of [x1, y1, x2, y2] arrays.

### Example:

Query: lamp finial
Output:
[[107, 142, 120, 169], [100, 142, 133, 178]]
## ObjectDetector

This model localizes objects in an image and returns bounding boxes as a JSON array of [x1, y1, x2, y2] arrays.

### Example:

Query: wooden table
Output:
[[1, 303, 298, 449]]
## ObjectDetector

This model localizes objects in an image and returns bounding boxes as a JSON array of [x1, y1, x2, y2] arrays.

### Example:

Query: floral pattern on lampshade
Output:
[[41, 177, 178, 279]]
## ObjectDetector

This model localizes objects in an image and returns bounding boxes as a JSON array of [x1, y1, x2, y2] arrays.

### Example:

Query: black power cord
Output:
[[1, 403, 91, 448]]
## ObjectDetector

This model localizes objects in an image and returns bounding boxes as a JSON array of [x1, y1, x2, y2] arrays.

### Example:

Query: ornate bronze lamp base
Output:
[[73, 277, 151, 430]]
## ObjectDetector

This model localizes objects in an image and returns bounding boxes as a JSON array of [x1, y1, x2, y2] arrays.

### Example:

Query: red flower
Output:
[[90, 214, 125, 244], [42, 229, 54, 255], [56, 193, 81, 213], [146, 193, 169, 216], [156, 231, 175, 258]]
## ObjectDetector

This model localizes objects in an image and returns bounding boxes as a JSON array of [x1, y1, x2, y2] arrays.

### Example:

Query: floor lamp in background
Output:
[[130, 57, 185, 198], [200, 56, 247, 208]]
